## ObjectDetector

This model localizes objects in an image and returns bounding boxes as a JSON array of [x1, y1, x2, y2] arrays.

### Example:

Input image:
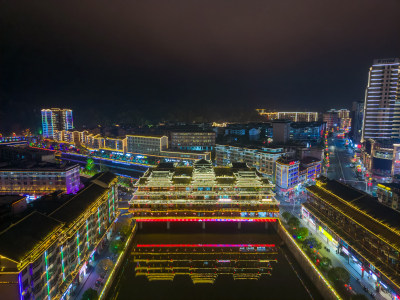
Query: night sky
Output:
[[1, 0, 400, 133]]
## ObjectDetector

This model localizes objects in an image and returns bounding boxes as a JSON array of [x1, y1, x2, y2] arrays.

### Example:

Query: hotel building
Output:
[[130, 159, 279, 222], [361, 58, 400, 142], [0, 172, 118, 300], [303, 177, 400, 298], [41, 109, 73, 139]]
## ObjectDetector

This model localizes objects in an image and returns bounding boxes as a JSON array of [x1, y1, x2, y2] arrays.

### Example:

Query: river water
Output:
[[107, 222, 323, 300]]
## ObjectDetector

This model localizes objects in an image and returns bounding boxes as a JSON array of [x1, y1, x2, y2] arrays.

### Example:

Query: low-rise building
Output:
[[303, 177, 400, 298], [0, 172, 118, 300], [215, 145, 285, 176], [0, 161, 80, 197], [376, 183, 400, 211], [289, 122, 326, 143], [275, 156, 321, 193], [361, 138, 400, 181]]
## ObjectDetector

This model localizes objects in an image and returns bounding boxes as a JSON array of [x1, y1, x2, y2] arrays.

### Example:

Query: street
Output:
[[326, 136, 369, 192]]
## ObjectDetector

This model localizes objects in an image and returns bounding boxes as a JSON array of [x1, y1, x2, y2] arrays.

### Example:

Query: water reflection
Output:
[[132, 243, 278, 284]]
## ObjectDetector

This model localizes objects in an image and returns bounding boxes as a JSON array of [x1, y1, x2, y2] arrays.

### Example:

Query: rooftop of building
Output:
[[289, 121, 326, 128], [307, 177, 400, 250], [49, 172, 116, 226], [126, 134, 166, 138], [276, 156, 299, 165], [170, 128, 216, 133], [137, 160, 271, 185], [0, 195, 26, 206], [377, 183, 400, 191], [0, 211, 63, 263], [366, 138, 400, 148], [0, 160, 79, 171], [216, 143, 285, 153], [0, 145, 54, 155]]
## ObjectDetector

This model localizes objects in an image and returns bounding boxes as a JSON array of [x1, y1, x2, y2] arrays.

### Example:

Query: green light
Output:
[[98, 207, 101, 234], [86, 220, 90, 249], [108, 191, 111, 223], [61, 246, 65, 281], [44, 251, 50, 299], [112, 186, 115, 216]]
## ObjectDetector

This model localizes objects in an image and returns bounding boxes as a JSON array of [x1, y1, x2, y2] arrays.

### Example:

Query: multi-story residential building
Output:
[[361, 58, 400, 142], [256, 110, 319, 122], [322, 109, 351, 132], [289, 122, 326, 143], [272, 120, 291, 144], [303, 177, 400, 298], [102, 137, 126, 152], [350, 101, 364, 144], [170, 130, 216, 151], [0, 161, 80, 196], [361, 138, 400, 181], [126, 135, 168, 154], [376, 183, 400, 211], [0, 172, 118, 300], [323, 109, 340, 131], [131, 160, 279, 222], [41, 109, 73, 139], [215, 145, 284, 176], [275, 157, 321, 193]]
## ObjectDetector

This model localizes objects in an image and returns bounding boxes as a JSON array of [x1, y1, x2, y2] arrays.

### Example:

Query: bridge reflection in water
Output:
[[132, 243, 278, 284]]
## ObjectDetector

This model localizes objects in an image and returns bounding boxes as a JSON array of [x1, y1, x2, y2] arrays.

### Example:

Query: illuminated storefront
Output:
[[303, 177, 400, 298]]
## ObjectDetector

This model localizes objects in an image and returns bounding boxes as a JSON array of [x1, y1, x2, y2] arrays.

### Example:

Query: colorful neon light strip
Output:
[[61, 246, 65, 281], [18, 273, 23, 300], [98, 207, 101, 234], [137, 218, 278, 222], [77, 231, 80, 264], [136, 243, 276, 247], [108, 191, 111, 223], [112, 186, 115, 216], [44, 250, 50, 300], [86, 220, 90, 249]]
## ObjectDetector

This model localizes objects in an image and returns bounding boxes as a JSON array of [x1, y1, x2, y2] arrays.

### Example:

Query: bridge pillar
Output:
[[238, 222, 241, 230], [202, 222, 206, 230], [167, 221, 170, 230], [265, 222, 269, 230]]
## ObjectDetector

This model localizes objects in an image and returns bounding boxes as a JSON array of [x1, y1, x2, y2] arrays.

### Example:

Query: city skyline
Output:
[[1, 1, 400, 134]]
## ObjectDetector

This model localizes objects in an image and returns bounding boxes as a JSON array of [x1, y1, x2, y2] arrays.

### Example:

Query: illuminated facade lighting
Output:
[[361, 58, 400, 142], [131, 159, 279, 222], [41, 108, 73, 139]]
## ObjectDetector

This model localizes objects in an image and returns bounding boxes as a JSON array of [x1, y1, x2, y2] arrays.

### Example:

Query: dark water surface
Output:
[[107, 223, 323, 300]]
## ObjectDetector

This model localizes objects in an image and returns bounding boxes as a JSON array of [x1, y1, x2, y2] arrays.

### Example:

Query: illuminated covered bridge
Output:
[[129, 159, 279, 223]]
